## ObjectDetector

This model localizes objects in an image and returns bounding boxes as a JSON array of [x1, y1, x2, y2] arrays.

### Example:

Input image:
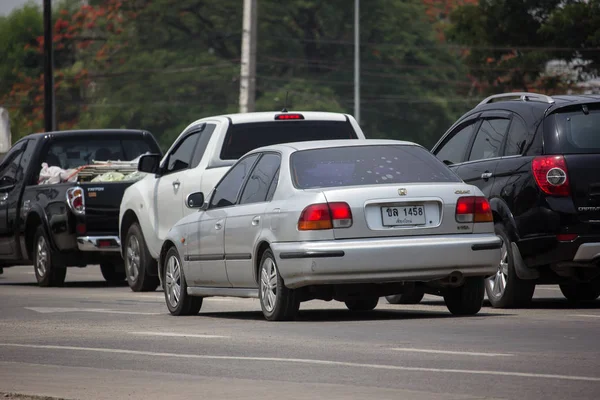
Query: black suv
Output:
[[431, 92, 600, 308]]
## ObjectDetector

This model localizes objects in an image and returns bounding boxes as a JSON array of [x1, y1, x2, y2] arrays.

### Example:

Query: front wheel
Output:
[[100, 263, 126, 283], [33, 226, 66, 287], [559, 282, 600, 303], [163, 247, 202, 316], [259, 249, 299, 321], [485, 224, 535, 308], [125, 223, 159, 292], [444, 277, 484, 316], [345, 296, 379, 311]]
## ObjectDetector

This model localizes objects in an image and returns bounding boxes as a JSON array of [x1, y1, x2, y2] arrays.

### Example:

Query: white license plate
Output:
[[381, 205, 426, 226]]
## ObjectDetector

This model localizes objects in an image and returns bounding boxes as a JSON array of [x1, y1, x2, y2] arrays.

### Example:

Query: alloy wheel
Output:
[[165, 254, 182, 308], [487, 240, 508, 298], [36, 236, 48, 277], [126, 235, 141, 282], [260, 257, 278, 312]]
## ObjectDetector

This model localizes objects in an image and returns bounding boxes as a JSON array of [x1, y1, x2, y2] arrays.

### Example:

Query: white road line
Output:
[[572, 314, 600, 319], [129, 332, 229, 339], [1, 343, 598, 382], [536, 287, 562, 292], [24, 307, 161, 316], [391, 348, 513, 357]]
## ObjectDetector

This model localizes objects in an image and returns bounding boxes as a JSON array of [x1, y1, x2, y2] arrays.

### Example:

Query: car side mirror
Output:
[[138, 154, 161, 175], [186, 191, 205, 209]]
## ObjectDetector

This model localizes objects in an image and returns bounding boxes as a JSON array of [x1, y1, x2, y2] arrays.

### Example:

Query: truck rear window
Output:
[[551, 108, 600, 154], [291, 145, 461, 189], [43, 137, 154, 169], [220, 121, 357, 160]]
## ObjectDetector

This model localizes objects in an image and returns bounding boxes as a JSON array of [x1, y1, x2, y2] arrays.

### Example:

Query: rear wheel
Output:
[[559, 282, 600, 303], [100, 263, 126, 283], [33, 226, 66, 287], [485, 224, 535, 308], [125, 223, 159, 292], [444, 277, 484, 316], [259, 249, 299, 321], [345, 296, 379, 311], [385, 287, 425, 305], [163, 247, 202, 316]]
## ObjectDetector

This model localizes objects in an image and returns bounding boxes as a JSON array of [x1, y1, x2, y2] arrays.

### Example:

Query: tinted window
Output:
[[435, 122, 476, 165], [221, 121, 357, 160], [552, 109, 600, 154], [505, 117, 528, 156], [291, 145, 460, 189], [210, 154, 260, 208], [166, 132, 199, 174], [191, 124, 216, 168], [0, 141, 26, 188], [469, 118, 510, 161], [240, 153, 281, 205], [44, 137, 154, 169]]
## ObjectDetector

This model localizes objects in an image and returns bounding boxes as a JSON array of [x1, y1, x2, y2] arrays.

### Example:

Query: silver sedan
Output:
[[158, 139, 502, 321]]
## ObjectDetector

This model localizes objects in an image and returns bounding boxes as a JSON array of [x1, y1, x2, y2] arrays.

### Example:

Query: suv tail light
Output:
[[456, 196, 493, 223], [298, 202, 352, 230], [66, 186, 85, 215], [532, 156, 570, 196]]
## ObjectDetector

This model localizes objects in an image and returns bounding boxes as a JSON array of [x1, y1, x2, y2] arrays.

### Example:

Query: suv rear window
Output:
[[220, 121, 357, 160], [291, 145, 461, 189], [550, 108, 600, 154]]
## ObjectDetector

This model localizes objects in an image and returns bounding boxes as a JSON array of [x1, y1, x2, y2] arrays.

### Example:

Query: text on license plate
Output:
[[381, 205, 426, 226]]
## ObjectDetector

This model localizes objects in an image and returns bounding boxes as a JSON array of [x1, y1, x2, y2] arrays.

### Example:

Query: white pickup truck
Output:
[[119, 111, 366, 291]]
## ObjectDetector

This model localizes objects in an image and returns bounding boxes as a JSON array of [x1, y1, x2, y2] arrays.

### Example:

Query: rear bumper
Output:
[[77, 236, 121, 252], [518, 235, 600, 267], [271, 234, 502, 289]]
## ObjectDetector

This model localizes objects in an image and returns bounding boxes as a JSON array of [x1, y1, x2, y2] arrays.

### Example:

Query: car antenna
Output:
[[282, 91, 289, 113]]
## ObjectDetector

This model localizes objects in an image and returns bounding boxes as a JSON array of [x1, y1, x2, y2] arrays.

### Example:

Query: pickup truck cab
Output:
[[0, 129, 161, 286], [119, 111, 366, 291]]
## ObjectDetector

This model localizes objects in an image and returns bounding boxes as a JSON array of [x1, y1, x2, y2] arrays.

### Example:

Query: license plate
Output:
[[381, 205, 426, 226]]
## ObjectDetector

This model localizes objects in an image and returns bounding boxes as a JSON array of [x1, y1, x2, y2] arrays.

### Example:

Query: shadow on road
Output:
[[420, 298, 600, 310], [0, 280, 130, 289]]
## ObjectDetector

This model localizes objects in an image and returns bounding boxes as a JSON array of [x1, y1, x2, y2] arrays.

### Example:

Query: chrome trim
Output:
[[186, 287, 259, 298], [77, 236, 121, 252], [448, 154, 522, 168]]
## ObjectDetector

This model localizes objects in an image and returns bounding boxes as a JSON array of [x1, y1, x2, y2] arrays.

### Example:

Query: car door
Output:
[[433, 115, 481, 178], [224, 152, 281, 287], [0, 141, 28, 256], [185, 153, 260, 287], [459, 112, 511, 198], [154, 130, 201, 242]]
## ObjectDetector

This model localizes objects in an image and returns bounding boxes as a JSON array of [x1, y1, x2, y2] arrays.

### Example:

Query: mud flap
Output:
[[512, 242, 540, 280]]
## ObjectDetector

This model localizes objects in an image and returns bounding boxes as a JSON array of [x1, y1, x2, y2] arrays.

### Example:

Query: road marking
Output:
[[24, 307, 161, 316], [129, 332, 229, 339], [391, 348, 513, 357], [1, 343, 598, 382], [573, 314, 600, 319], [536, 287, 561, 292]]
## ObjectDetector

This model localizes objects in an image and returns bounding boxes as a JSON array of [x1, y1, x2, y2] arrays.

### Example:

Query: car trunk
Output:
[[320, 183, 476, 240], [82, 181, 137, 234], [564, 154, 600, 223]]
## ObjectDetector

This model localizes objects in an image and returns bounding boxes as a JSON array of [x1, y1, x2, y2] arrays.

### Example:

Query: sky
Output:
[[0, 0, 43, 16]]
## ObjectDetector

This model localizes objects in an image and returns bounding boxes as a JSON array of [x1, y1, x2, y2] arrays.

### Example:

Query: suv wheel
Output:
[[485, 224, 535, 308], [559, 282, 600, 303], [33, 226, 66, 287], [125, 223, 159, 292], [100, 263, 126, 283], [444, 277, 484, 315]]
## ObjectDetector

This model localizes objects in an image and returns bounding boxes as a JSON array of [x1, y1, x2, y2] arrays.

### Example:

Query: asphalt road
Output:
[[1, 265, 599, 400]]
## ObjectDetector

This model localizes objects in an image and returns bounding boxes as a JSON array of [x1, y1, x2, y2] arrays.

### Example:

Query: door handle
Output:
[[172, 180, 180, 189], [215, 222, 223, 230], [251, 216, 260, 226], [481, 172, 493, 180]]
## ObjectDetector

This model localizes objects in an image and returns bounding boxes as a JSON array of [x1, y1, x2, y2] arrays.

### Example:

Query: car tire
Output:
[[125, 223, 159, 292], [163, 246, 202, 316], [33, 226, 66, 287], [345, 296, 379, 311], [559, 282, 600, 303], [444, 277, 484, 315], [485, 224, 535, 308], [100, 263, 126, 283], [259, 249, 299, 321], [385, 288, 425, 305]]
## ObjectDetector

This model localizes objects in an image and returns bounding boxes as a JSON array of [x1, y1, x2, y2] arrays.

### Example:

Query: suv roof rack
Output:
[[477, 92, 555, 107]]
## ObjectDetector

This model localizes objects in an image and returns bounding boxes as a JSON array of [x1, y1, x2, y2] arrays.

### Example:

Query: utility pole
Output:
[[239, 0, 258, 113], [43, 0, 56, 131], [354, 0, 360, 124]]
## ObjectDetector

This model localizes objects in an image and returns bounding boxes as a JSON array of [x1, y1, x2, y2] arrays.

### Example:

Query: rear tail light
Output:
[[557, 233, 578, 242], [275, 113, 304, 120], [66, 186, 85, 215], [455, 196, 493, 223], [532, 156, 570, 196], [298, 202, 352, 230]]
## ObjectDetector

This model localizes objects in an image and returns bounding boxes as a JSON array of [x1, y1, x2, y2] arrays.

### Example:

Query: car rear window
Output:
[[220, 121, 357, 160], [43, 137, 155, 169], [550, 107, 600, 154], [291, 145, 461, 189]]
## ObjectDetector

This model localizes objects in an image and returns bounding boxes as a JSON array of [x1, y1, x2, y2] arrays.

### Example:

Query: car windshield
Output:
[[43, 137, 154, 169], [220, 120, 357, 160], [290, 145, 461, 189]]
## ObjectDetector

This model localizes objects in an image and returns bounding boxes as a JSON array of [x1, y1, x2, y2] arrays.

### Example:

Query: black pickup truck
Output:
[[0, 129, 161, 286]]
